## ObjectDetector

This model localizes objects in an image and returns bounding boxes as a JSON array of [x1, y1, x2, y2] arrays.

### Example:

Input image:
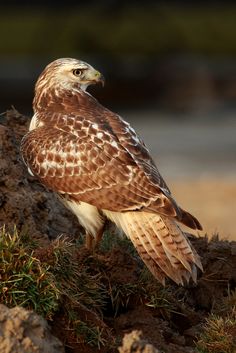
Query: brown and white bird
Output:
[[21, 58, 203, 285]]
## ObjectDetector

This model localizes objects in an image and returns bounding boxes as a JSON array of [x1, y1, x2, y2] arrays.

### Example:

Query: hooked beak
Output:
[[85, 70, 105, 87], [80, 69, 105, 90], [93, 71, 105, 87]]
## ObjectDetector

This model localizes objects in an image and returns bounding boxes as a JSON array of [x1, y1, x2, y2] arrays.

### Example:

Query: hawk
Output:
[[21, 58, 203, 285]]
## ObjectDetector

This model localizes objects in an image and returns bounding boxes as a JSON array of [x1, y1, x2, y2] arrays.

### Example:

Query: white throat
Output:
[[80, 83, 89, 91]]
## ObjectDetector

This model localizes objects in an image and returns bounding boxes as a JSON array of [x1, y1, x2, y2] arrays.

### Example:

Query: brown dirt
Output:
[[101, 237, 235, 353], [0, 304, 64, 353], [0, 109, 235, 353]]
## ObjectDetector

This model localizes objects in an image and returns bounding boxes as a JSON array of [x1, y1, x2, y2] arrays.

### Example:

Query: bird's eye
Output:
[[73, 69, 83, 77]]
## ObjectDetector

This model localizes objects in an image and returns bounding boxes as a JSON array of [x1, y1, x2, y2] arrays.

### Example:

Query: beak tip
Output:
[[99, 74, 105, 87]]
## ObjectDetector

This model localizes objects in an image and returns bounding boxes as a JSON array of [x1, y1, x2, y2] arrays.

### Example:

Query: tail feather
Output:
[[131, 239, 167, 285], [126, 213, 183, 284], [160, 215, 198, 268], [184, 236, 203, 272], [104, 210, 202, 285], [179, 208, 203, 230], [138, 213, 201, 284], [144, 213, 195, 272]]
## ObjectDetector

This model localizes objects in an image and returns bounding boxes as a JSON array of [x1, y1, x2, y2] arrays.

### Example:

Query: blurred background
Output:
[[0, 1, 235, 239]]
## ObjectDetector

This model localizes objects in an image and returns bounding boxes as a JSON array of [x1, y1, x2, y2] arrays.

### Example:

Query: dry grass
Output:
[[196, 286, 236, 353], [196, 310, 236, 353]]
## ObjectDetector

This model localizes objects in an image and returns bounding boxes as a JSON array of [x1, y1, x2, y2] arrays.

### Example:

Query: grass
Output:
[[196, 310, 236, 353], [114, 236, 236, 353], [0, 226, 59, 319], [196, 287, 236, 353], [100, 230, 179, 319], [107, 273, 178, 319], [67, 309, 108, 349], [39, 236, 111, 348], [2, 225, 234, 352], [99, 228, 135, 255], [0, 226, 110, 348], [48, 236, 107, 313], [140, 268, 182, 320], [108, 282, 144, 317]]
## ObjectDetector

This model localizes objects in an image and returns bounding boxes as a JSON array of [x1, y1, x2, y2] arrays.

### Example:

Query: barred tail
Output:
[[104, 210, 202, 285]]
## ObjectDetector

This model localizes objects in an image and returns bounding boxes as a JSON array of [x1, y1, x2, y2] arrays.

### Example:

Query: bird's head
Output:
[[35, 58, 105, 93]]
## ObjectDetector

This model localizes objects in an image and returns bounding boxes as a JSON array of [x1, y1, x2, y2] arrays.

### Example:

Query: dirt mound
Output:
[[0, 304, 64, 353]]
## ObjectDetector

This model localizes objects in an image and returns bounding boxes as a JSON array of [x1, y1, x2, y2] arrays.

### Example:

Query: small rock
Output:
[[119, 330, 161, 353], [0, 304, 64, 353]]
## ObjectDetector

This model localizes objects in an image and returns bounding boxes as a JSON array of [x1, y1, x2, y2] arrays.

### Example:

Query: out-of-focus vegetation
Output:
[[1, 5, 236, 58], [1, 3, 236, 113]]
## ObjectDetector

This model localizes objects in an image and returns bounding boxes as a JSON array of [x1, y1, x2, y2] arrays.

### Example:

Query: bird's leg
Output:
[[85, 232, 94, 250], [94, 226, 105, 248], [85, 222, 106, 251]]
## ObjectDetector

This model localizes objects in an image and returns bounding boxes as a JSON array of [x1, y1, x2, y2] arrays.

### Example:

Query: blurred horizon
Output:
[[0, 1, 235, 239], [1, 2, 236, 114]]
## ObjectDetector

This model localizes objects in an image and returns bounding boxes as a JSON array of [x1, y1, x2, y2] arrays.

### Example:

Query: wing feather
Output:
[[21, 102, 202, 230]]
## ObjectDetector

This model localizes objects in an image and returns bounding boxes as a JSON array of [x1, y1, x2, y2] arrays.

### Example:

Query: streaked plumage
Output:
[[21, 58, 203, 285]]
